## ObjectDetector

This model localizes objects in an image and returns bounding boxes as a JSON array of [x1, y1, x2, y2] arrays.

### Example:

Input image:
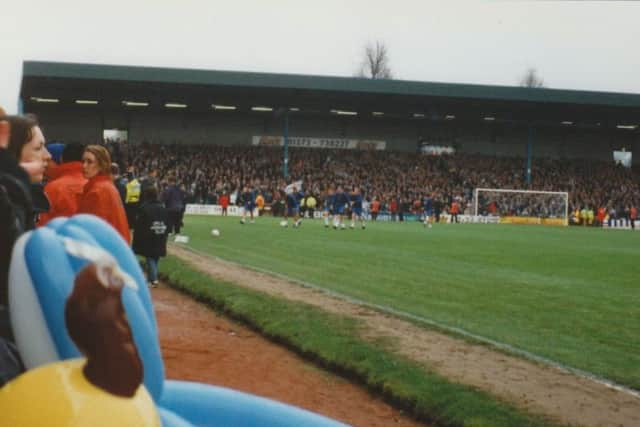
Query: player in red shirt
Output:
[[370, 198, 380, 221], [596, 206, 606, 226], [219, 192, 229, 216], [450, 199, 460, 223]]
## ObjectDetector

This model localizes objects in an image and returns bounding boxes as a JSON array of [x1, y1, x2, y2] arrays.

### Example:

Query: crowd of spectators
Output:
[[104, 141, 639, 221]]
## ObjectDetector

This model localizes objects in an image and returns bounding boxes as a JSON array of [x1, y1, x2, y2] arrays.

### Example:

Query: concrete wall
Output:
[[127, 112, 423, 152], [456, 124, 638, 161], [35, 110, 103, 144], [31, 108, 638, 162]]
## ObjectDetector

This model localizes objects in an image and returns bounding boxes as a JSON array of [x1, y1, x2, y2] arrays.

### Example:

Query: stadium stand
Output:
[[112, 142, 640, 223], [19, 61, 640, 224]]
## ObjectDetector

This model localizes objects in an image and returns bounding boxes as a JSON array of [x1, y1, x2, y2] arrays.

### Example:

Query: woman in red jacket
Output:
[[78, 145, 130, 243]]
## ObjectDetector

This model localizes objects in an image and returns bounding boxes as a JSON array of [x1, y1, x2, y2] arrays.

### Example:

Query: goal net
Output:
[[473, 188, 569, 225]]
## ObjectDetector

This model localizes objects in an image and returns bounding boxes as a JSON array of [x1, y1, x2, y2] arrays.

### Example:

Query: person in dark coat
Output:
[[111, 162, 127, 205], [0, 111, 48, 386], [4, 114, 51, 228], [132, 185, 169, 288], [162, 176, 185, 235]]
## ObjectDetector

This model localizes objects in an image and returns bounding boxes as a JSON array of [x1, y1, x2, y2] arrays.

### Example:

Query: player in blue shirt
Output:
[[323, 187, 336, 228], [283, 183, 304, 228], [333, 186, 350, 229], [423, 192, 434, 228], [240, 184, 256, 224], [350, 187, 366, 229]]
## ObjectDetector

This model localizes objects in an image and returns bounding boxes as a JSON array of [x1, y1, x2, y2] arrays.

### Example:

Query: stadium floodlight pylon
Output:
[[474, 188, 569, 225]]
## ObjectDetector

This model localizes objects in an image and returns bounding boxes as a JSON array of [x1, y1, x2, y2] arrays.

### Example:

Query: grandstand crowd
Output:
[[111, 141, 640, 224]]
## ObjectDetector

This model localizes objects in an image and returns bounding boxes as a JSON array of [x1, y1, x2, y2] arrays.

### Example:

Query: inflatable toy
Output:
[[0, 359, 160, 427], [5, 214, 348, 427]]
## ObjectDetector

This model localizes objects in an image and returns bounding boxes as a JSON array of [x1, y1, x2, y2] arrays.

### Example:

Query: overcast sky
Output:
[[2, 0, 639, 113]]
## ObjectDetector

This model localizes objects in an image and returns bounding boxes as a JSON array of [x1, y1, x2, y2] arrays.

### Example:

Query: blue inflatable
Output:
[[8, 214, 348, 427]]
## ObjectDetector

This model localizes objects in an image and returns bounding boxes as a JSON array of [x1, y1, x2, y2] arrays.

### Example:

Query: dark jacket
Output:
[[0, 149, 34, 311], [30, 183, 50, 224], [162, 185, 185, 211], [132, 200, 169, 258], [114, 176, 127, 204], [0, 149, 31, 383]]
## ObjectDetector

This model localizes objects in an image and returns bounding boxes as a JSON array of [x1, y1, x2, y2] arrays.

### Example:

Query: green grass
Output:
[[179, 216, 640, 390], [160, 255, 560, 427]]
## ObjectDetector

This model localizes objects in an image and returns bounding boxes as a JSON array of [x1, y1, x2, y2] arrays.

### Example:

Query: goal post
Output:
[[474, 188, 569, 226]]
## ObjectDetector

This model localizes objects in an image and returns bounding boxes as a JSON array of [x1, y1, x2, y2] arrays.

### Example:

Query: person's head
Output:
[[82, 145, 112, 179], [6, 114, 51, 182], [61, 143, 85, 163], [6, 114, 44, 160], [141, 184, 158, 203], [110, 162, 120, 177], [46, 143, 65, 165]]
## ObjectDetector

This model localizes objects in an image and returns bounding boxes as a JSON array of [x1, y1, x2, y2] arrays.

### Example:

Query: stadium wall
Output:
[[32, 109, 638, 161], [126, 112, 422, 152], [36, 110, 103, 144], [456, 124, 638, 160]]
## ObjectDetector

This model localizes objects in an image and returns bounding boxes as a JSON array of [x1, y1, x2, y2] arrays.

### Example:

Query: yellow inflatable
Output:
[[0, 359, 160, 427]]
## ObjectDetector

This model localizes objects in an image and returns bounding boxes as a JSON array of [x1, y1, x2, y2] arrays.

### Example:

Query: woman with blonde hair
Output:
[[78, 145, 130, 243]]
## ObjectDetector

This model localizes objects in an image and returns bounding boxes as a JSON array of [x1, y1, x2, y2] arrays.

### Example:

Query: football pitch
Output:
[[179, 215, 640, 390]]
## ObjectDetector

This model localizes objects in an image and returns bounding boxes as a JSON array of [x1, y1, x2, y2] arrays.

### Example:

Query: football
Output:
[[280, 220, 288, 227], [211, 228, 220, 237]]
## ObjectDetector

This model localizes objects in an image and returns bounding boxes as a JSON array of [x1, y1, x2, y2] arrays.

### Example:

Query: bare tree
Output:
[[357, 41, 393, 79], [519, 67, 545, 88]]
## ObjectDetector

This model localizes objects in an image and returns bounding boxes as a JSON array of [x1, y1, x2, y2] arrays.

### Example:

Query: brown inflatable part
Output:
[[65, 263, 143, 397]]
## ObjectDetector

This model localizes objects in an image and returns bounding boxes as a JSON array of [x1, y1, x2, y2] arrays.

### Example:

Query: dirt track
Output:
[[154, 283, 427, 427], [168, 244, 640, 427]]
